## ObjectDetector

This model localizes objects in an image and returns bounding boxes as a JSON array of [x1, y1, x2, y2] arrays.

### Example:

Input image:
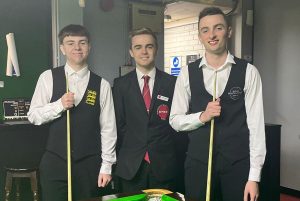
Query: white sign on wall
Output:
[[170, 56, 181, 76]]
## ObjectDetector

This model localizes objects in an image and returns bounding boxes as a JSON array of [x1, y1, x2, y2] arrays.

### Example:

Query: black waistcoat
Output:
[[187, 57, 250, 164], [47, 67, 102, 161]]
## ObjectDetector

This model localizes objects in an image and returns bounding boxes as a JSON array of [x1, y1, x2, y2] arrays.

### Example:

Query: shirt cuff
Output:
[[100, 162, 112, 175], [54, 98, 65, 113], [248, 167, 262, 182], [192, 112, 205, 126], [198, 111, 205, 125]]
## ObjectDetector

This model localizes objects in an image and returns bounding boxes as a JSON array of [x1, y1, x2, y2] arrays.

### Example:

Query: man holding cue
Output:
[[169, 7, 266, 201], [28, 24, 117, 201]]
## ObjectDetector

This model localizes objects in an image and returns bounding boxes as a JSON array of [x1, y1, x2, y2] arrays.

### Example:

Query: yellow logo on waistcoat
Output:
[[85, 90, 97, 106]]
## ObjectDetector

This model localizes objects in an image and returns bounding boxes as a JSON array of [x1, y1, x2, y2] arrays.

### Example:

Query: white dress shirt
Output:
[[169, 52, 266, 182], [136, 67, 156, 96], [28, 64, 117, 174]]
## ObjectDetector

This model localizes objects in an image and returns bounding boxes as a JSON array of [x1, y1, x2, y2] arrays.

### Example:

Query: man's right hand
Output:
[[200, 98, 221, 123], [61, 92, 75, 110]]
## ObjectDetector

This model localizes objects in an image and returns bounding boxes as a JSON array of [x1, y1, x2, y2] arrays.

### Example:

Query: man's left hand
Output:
[[244, 180, 259, 201], [98, 173, 112, 187]]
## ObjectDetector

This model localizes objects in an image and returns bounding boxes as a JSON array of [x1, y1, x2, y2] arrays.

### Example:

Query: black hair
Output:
[[198, 7, 230, 30]]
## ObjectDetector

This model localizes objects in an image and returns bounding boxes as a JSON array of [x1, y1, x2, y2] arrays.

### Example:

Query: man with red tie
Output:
[[113, 27, 177, 192]]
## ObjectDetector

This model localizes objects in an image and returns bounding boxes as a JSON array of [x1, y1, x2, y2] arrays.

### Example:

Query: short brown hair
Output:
[[58, 24, 90, 44], [129, 27, 158, 49]]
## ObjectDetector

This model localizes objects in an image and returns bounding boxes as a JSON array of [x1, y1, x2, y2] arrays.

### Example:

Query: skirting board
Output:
[[281, 186, 300, 198]]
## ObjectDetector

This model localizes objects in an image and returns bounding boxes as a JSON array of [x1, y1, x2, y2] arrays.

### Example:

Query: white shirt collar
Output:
[[136, 67, 156, 81], [199, 51, 236, 71], [64, 63, 89, 79]]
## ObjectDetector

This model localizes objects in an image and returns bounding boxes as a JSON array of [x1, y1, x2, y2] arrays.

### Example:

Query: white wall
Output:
[[83, 0, 129, 84], [164, 19, 205, 74], [254, 0, 300, 191]]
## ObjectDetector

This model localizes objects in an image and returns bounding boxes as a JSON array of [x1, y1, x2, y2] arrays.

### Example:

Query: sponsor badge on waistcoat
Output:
[[157, 104, 169, 120], [228, 87, 243, 100], [85, 90, 97, 106]]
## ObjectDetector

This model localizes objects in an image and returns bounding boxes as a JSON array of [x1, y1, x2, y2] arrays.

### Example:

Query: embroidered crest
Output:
[[228, 87, 242, 100], [157, 104, 169, 120], [85, 90, 97, 106]]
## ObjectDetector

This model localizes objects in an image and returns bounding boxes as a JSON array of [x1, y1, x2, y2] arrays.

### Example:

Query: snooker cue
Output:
[[205, 71, 217, 201], [66, 74, 72, 201]]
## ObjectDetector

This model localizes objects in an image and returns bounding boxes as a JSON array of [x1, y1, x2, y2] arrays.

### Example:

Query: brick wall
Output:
[[164, 21, 205, 74]]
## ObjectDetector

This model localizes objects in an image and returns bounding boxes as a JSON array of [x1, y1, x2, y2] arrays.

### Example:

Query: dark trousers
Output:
[[185, 154, 250, 201], [120, 160, 176, 193], [39, 151, 101, 201]]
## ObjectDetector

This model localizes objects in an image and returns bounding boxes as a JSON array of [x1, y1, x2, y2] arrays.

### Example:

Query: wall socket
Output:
[[0, 81, 4, 88]]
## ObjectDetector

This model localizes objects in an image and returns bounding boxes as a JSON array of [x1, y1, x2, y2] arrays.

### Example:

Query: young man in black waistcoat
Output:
[[28, 24, 117, 201], [169, 7, 266, 201], [113, 28, 177, 192]]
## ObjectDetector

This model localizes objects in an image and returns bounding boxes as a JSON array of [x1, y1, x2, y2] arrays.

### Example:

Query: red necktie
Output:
[[142, 75, 151, 113], [142, 75, 151, 163]]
